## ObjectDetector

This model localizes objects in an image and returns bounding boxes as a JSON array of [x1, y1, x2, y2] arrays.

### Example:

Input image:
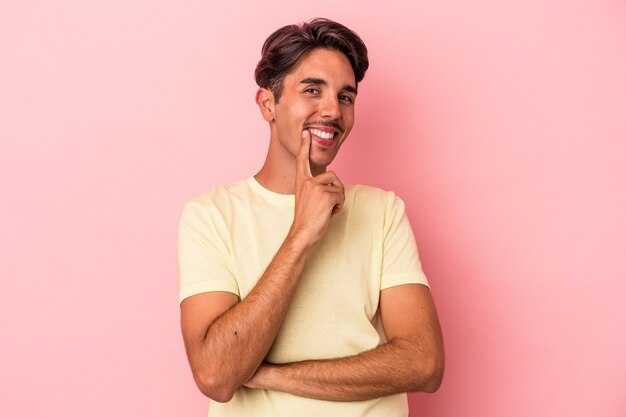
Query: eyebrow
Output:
[[300, 77, 358, 95]]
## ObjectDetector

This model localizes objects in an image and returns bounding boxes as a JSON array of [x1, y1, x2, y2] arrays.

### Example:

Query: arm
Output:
[[244, 283, 444, 401], [180, 131, 346, 402], [180, 236, 310, 402]]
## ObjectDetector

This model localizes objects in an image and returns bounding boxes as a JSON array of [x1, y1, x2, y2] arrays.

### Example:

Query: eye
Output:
[[304, 88, 320, 94], [339, 95, 354, 104]]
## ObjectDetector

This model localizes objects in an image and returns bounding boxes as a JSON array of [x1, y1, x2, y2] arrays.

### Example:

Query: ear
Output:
[[256, 88, 275, 122]]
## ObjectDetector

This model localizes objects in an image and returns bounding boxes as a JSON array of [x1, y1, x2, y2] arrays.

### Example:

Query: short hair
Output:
[[254, 18, 369, 103]]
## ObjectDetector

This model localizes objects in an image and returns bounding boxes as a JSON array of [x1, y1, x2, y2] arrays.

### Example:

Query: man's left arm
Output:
[[244, 283, 444, 401]]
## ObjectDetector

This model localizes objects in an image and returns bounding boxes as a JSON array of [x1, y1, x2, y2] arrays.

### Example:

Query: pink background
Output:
[[1, 1, 625, 416]]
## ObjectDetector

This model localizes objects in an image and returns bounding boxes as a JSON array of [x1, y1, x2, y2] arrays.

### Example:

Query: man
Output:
[[178, 18, 444, 417]]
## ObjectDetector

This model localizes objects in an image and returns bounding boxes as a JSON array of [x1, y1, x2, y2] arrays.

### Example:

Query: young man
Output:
[[178, 18, 444, 417]]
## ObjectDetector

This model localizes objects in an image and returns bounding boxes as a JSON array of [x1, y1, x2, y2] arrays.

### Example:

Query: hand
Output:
[[243, 363, 274, 390], [288, 130, 345, 247]]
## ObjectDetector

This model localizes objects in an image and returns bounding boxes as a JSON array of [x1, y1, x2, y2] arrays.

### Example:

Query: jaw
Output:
[[308, 134, 348, 170]]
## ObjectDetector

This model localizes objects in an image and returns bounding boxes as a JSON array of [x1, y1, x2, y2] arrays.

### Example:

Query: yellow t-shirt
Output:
[[178, 177, 429, 417]]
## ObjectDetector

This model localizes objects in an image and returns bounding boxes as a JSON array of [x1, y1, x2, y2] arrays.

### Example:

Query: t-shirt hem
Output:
[[179, 283, 240, 304], [381, 274, 430, 291]]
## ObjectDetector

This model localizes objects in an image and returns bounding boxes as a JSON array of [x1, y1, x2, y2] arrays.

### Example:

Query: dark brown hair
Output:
[[254, 18, 369, 103]]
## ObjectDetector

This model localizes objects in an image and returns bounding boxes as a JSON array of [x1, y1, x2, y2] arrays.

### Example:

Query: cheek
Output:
[[343, 112, 355, 132], [342, 106, 355, 121], [279, 102, 309, 126]]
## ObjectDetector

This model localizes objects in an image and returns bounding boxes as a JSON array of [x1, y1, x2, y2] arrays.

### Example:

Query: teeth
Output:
[[310, 128, 335, 140]]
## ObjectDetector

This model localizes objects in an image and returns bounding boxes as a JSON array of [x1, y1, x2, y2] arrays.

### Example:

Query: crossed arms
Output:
[[180, 132, 444, 403]]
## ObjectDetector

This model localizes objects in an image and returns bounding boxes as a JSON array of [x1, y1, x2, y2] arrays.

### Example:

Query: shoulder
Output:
[[187, 179, 249, 207], [346, 183, 404, 210], [180, 179, 250, 225], [345, 184, 411, 232]]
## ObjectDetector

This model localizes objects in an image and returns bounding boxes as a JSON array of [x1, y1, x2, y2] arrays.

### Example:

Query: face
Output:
[[269, 48, 357, 171]]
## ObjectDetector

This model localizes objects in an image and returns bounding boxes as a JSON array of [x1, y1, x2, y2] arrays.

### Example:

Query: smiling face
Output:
[[267, 48, 358, 173]]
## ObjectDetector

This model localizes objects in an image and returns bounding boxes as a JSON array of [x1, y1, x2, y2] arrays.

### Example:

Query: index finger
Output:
[[296, 129, 313, 180]]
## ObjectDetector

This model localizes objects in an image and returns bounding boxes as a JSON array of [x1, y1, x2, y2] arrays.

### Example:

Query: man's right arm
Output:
[[180, 233, 311, 402], [180, 131, 345, 402]]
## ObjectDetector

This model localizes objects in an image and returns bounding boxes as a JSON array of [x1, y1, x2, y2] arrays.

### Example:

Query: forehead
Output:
[[286, 48, 356, 87]]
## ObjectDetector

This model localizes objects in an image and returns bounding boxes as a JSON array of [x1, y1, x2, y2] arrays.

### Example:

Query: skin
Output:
[[254, 48, 357, 192], [180, 48, 444, 403]]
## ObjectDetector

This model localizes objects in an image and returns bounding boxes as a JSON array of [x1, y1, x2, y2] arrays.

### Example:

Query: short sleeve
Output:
[[178, 201, 240, 303], [381, 195, 429, 290]]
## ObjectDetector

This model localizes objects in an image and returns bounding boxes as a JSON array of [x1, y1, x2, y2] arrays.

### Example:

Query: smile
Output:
[[308, 128, 336, 140]]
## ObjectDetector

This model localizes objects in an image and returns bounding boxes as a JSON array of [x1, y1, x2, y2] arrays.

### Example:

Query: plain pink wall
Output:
[[1, 1, 625, 416]]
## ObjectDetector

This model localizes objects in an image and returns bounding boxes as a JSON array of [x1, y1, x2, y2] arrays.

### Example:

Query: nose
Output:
[[319, 95, 341, 120]]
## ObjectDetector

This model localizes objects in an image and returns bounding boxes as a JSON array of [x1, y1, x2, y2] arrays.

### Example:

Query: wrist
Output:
[[285, 229, 316, 254], [250, 363, 282, 391]]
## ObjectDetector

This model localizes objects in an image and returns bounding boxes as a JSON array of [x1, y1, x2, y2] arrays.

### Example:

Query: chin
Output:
[[311, 149, 339, 166], [310, 155, 336, 169]]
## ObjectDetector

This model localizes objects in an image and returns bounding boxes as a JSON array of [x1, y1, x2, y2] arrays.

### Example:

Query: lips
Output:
[[309, 128, 335, 140], [307, 127, 339, 146]]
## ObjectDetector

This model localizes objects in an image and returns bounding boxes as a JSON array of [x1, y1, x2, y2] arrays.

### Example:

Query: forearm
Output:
[[248, 337, 443, 401], [193, 234, 312, 400]]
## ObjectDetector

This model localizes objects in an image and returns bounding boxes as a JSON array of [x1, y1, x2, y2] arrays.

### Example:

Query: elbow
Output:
[[193, 369, 238, 403], [411, 353, 445, 394], [421, 365, 444, 393]]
